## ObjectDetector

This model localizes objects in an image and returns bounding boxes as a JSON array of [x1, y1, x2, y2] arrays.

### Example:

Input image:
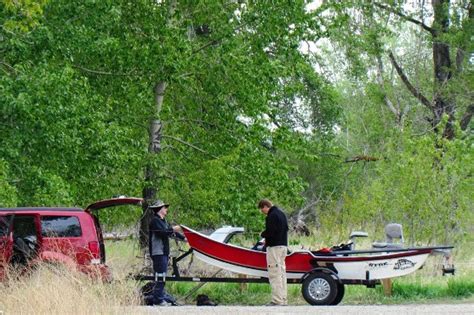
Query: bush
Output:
[[0, 159, 17, 207], [328, 130, 473, 243]]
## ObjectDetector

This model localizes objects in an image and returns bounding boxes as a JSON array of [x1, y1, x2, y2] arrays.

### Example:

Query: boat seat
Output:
[[372, 223, 404, 249], [349, 231, 368, 250]]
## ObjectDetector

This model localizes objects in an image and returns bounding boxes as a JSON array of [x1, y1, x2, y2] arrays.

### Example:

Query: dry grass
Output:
[[0, 263, 140, 315], [0, 239, 145, 315]]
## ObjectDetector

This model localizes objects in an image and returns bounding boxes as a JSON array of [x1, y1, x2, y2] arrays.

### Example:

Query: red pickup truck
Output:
[[0, 197, 143, 281]]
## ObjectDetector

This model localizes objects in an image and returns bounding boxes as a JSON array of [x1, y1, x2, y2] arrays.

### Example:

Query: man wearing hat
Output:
[[148, 199, 185, 306]]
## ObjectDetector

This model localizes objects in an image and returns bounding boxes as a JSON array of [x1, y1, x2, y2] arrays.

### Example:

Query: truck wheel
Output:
[[302, 272, 338, 305], [331, 282, 345, 305]]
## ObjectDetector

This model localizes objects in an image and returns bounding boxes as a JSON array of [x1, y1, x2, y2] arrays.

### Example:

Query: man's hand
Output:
[[171, 225, 187, 242]]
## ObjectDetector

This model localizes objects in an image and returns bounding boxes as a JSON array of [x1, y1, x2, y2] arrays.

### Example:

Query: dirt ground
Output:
[[134, 303, 474, 315]]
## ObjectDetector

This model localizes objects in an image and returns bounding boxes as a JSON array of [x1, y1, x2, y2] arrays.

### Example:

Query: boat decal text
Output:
[[393, 258, 416, 270], [368, 261, 389, 269]]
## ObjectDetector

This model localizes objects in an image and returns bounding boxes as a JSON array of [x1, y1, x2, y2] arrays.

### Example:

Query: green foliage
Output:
[[27, 168, 73, 206], [1, 0, 47, 32], [392, 282, 444, 299], [310, 0, 473, 243], [161, 139, 307, 231], [0, 0, 471, 241], [0, 159, 17, 207], [387, 275, 474, 300], [316, 0, 473, 134], [0, 62, 144, 208], [0, 0, 338, 229], [342, 276, 474, 304], [447, 277, 474, 298], [329, 129, 473, 242]]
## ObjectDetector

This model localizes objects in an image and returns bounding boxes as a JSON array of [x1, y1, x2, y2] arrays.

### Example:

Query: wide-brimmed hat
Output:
[[148, 199, 169, 210]]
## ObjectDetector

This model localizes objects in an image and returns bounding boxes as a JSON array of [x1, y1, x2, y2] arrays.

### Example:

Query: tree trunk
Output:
[[139, 81, 167, 249], [432, 0, 455, 139], [139, 0, 177, 250]]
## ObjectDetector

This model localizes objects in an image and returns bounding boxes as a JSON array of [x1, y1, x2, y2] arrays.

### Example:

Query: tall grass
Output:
[[0, 264, 140, 314], [0, 239, 147, 314]]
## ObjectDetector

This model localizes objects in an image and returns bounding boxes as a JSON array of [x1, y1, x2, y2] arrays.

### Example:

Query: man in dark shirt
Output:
[[148, 200, 185, 306], [258, 199, 289, 306]]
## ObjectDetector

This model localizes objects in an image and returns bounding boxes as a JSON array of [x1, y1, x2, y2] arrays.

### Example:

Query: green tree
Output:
[[335, 129, 473, 243], [0, 160, 17, 207], [306, 0, 473, 241], [315, 0, 473, 138], [1, 0, 339, 237]]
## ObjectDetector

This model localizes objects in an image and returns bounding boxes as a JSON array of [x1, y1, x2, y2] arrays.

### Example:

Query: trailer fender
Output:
[[302, 267, 341, 283]]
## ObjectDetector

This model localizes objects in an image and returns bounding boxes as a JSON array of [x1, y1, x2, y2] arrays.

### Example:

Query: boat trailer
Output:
[[134, 226, 454, 305]]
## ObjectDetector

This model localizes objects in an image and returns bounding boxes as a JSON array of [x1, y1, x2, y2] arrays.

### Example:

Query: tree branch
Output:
[[162, 135, 218, 159], [168, 118, 219, 129], [72, 64, 137, 76], [455, 48, 465, 73], [344, 155, 379, 163], [163, 145, 197, 165], [373, 2, 436, 35], [375, 55, 400, 119], [460, 104, 474, 131], [388, 51, 433, 111], [0, 61, 19, 75], [192, 39, 221, 54], [0, 25, 34, 44]]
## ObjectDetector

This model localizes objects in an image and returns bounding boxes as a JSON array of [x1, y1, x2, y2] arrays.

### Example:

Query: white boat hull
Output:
[[332, 252, 429, 280], [194, 250, 429, 280]]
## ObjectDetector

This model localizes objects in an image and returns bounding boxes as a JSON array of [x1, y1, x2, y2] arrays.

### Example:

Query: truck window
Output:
[[0, 215, 12, 237], [41, 216, 82, 237]]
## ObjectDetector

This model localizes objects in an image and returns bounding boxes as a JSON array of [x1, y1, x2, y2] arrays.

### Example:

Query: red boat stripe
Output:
[[193, 248, 306, 274]]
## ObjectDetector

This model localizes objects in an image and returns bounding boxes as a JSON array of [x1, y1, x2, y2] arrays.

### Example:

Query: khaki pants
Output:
[[266, 246, 287, 305]]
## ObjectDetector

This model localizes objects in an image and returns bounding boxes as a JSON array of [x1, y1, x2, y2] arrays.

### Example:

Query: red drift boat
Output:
[[181, 225, 454, 305]]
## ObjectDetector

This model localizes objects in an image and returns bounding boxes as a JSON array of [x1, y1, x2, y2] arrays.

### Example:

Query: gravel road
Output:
[[134, 303, 474, 315]]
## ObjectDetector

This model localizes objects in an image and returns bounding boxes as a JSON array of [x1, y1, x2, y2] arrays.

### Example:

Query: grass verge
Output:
[[0, 264, 140, 314], [163, 276, 474, 306]]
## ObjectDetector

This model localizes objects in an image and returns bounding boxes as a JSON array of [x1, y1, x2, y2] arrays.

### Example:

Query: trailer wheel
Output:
[[302, 272, 338, 305], [331, 283, 345, 305]]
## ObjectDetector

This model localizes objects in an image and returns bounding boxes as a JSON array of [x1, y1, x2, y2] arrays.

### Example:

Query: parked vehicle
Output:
[[0, 197, 143, 281]]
